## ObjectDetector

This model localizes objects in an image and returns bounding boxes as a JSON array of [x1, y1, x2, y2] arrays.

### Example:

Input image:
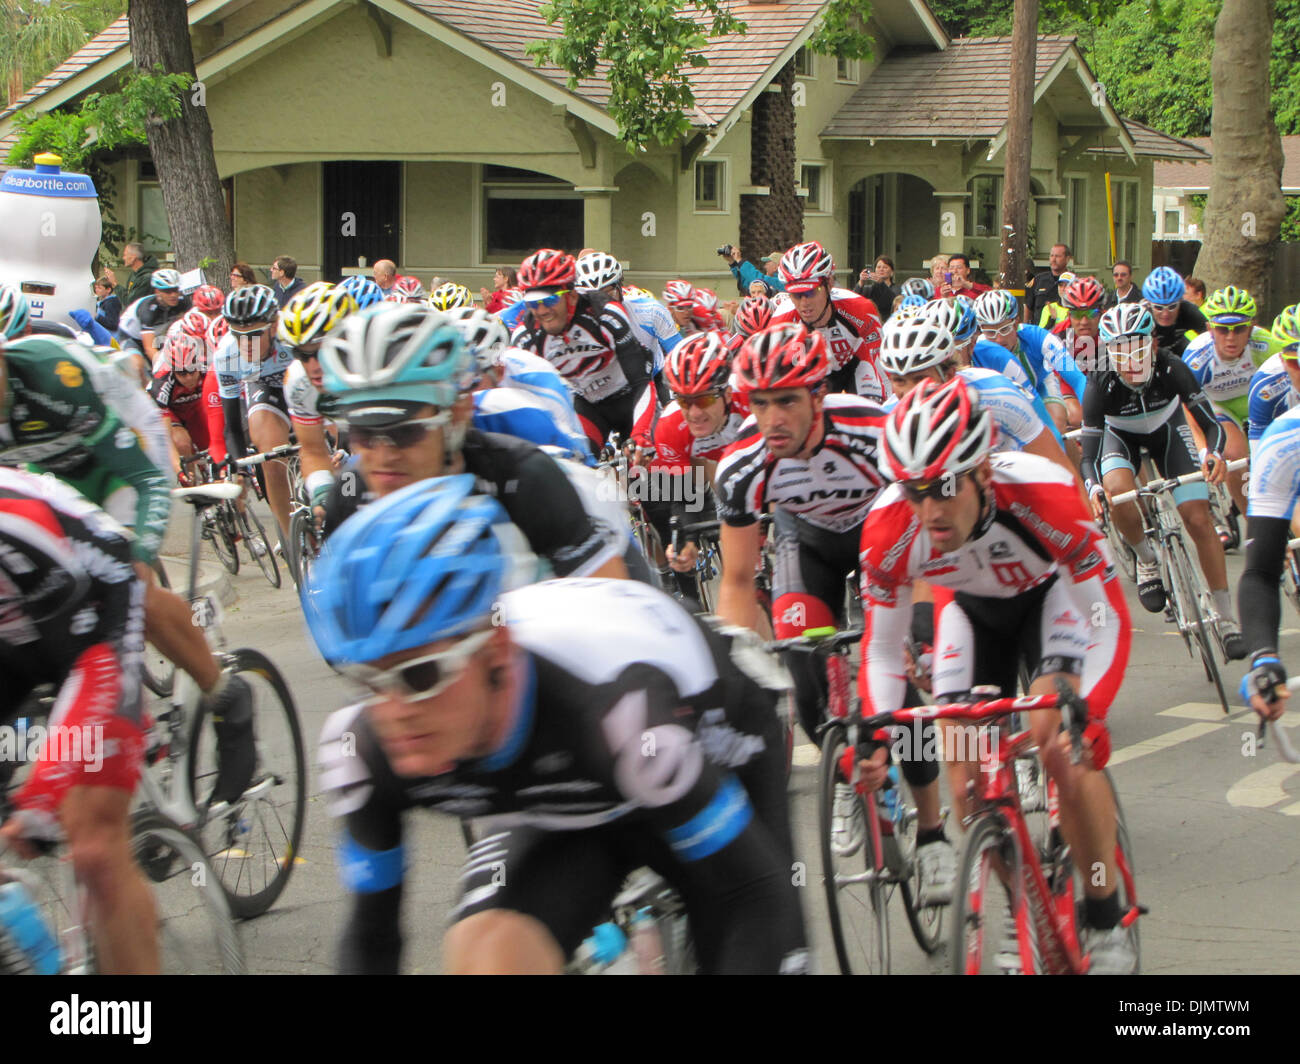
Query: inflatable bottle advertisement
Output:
[[0, 152, 101, 328]]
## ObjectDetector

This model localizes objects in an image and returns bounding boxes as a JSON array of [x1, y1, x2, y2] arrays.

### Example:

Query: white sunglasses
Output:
[[345, 629, 494, 702]]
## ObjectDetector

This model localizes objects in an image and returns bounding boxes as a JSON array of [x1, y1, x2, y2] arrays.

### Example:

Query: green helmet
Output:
[[1203, 285, 1257, 325], [1271, 304, 1300, 352]]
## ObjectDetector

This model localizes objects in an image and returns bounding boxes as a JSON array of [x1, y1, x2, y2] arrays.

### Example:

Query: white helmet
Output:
[[445, 306, 511, 373], [918, 299, 965, 340], [574, 252, 623, 293], [974, 289, 1019, 327], [878, 317, 956, 379]]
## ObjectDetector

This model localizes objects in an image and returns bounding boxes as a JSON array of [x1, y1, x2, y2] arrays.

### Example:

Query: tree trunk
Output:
[[998, 0, 1037, 297], [127, 0, 236, 286], [741, 61, 803, 269], [1194, 0, 1284, 313]]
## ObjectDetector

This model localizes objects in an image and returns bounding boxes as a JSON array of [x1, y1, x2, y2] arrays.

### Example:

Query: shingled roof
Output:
[[1153, 135, 1300, 190], [1087, 122, 1210, 162]]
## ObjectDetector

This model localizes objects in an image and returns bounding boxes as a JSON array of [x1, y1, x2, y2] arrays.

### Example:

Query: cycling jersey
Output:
[[494, 347, 590, 460], [284, 359, 323, 425], [149, 368, 209, 449], [0, 336, 170, 563], [652, 397, 750, 472], [1247, 353, 1300, 448], [202, 365, 228, 465], [714, 394, 888, 535], [1244, 405, 1300, 523], [114, 295, 149, 350], [136, 294, 192, 342], [212, 330, 294, 399], [1182, 327, 1282, 429], [858, 451, 1130, 715], [1153, 301, 1206, 356], [619, 290, 684, 374], [1240, 405, 1300, 657], [318, 578, 807, 975], [970, 339, 1063, 443], [881, 367, 1047, 453], [770, 288, 885, 401], [471, 387, 593, 465], [1009, 324, 1087, 404]]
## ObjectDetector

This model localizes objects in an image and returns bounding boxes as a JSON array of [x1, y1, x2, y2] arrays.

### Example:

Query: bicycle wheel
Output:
[[187, 648, 306, 918], [207, 505, 240, 575], [951, 812, 1035, 974], [287, 508, 317, 591], [237, 503, 281, 589], [1102, 510, 1137, 583], [141, 559, 176, 698], [1285, 551, 1300, 618], [891, 773, 944, 955], [130, 812, 245, 974], [819, 725, 889, 974], [1165, 534, 1229, 713]]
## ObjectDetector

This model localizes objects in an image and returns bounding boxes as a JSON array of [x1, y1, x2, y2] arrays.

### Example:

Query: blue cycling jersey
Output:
[[472, 388, 594, 466], [621, 291, 683, 374], [1248, 404, 1300, 521], [497, 298, 527, 332], [1013, 324, 1087, 402], [881, 367, 1048, 453], [1247, 353, 1300, 448], [971, 338, 1064, 444], [493, 347, 590, 460]]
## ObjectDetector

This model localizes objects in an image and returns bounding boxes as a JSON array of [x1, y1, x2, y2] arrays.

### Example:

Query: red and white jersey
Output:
[[771, 287, 885, 402], [714, 394, 888, 533], [856, 451, 1130, 715], [651, 395, 750, 474]]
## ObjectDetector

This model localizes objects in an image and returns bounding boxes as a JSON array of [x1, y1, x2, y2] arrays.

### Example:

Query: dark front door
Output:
[[322, 161, 401, 281]]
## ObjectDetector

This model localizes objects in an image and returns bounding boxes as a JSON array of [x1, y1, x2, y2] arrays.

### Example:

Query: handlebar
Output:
[[766, 626, 864, 655], [234, 444, 300, 469], [1109, 456, 1249, 506], [179, 450, 212, 469]]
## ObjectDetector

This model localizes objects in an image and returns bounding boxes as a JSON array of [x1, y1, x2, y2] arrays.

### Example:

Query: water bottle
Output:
[[628, 908, 665, 975], [573, 921, 635, 974], [880, 763, 901, 825], [0, 879, 62, 975]]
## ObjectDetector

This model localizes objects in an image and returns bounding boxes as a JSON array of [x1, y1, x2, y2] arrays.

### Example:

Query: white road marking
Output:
[[1156, 703, 1246, 722], [792, 743, 819, 767], [1225, 763, 1300, 811], [1107, 723, 1225, 767]]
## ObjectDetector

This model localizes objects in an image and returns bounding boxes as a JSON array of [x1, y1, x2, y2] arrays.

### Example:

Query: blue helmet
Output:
[[304, 475, 536, 664], [900, 293, 928, 310], [1142, 266, 1185, 306], [338, 275, 386, 310], [951, 295, 979, 342]]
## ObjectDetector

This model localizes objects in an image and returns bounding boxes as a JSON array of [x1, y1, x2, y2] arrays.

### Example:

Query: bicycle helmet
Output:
[[428, 282, 475, 312], [1099, 302, 1155, 343], [662, 280, 696, 309], [303, 474, 537, 664], [0, 284, 31, 339], [691, 288, 723, 330], [277, 282, 356, 349], [574, 252, 623, 293], [192, 284, 225, 314], [900, 293, 929, 310], [974, 289, 1019, 327], [337, 276, 386, 310], [207, 315, 229, 347], [890, 304, 926, 324], [498, 287, 524, 311], [1141, 266, 1185, 306], [1203, 285, 1257, 325], [883, 377, 994, 483], [166, 330, 207, 374], [318, 303, 473, 414], [1272, 305, 1300, 352], [150, 268, 182, 292], [901, 277, 935, 300], [732, 323, 829, 394], [664, 331, 732, 396], [778, 241, 835, 294], [1056, 271, 1077, 289], [222, 284, 278, 328], [392, 276, 425, 301], [878, 317, 956, 379], [1061, 275, 1105, 310], [446, 306, 511, 373], [733, 295, 774, 339], [518, 249, 576, 291], [921, 295, 978, 343], [170, 307, 212, 344]]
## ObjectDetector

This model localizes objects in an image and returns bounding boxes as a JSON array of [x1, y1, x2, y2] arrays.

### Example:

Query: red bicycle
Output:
[[853, 679, 1143, 974]]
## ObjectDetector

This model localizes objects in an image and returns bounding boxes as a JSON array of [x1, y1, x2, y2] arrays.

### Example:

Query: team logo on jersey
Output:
[[988, 540, 1012, 559], [54, 360, 84, 389], [991, 560, 1033, 587], [19, 420, 47, 432]]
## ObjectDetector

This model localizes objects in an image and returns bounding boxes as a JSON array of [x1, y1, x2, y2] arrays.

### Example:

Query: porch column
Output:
[[576, 186, 617, 252], [1035, 194, 1066, 258], [932, 191, 970, 255]]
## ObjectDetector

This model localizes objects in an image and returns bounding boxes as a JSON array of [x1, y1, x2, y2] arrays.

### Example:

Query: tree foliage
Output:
[[0, 1, 125, 109]]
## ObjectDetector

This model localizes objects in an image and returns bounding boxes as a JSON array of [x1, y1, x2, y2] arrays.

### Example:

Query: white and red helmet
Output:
[[732, 323, 829, 394], [664, 331, 732, 396], [170, 307, 213, 345], [166, 330, 207, 374], [883, 377, 994, 483], [878, 317, 956, 379], [778, 241, 835, 294], [663, 280, 697, 309]]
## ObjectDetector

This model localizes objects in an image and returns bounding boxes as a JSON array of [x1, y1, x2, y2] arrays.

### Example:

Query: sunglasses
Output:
[[673, 392, 724, 410], [349, 413, 450, 450], [900, 473, 966, 504], [291, 347, 321, 363], [522, 290, 569, 307], [1211, 322, 1252, 334], [1068, 307, 1100, 319], [346, 629, 494, 702], [980, 321, 1017, 337], [1150, 302, 1180, 313]]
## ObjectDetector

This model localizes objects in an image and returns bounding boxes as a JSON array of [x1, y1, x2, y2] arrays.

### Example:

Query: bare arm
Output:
[[716, 521, 761, 631]]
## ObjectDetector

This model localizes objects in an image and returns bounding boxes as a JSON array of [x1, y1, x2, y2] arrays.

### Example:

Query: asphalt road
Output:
[[160, 504, 1300, 975]]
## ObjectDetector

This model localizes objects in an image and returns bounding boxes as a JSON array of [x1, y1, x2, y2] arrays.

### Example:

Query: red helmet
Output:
[[498, 287, 524, 310], [167, 330, 207, 374], [171, 307, 212, 343], [518, 249, 576, 290], [734, 295, 773, 339], [690, 288, 723, 330], [392, 276, 425, 300], [192, 284, 225, 314], [207, 315, 229, 347], [778, 241, 835, 294], [662, 280, 696, 309], [1061, 275, 1105, 310], [882, 377, 994, 483], [732, 323, 829, 394], [665, 331, 732, 396]]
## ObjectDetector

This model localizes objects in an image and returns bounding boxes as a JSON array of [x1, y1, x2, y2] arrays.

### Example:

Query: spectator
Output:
[[928, 254, 950, 290], [1025, 243, 1072, 323], [1185, 276, 1207, 306], [269, 255, 306, 307], [855, 256, 899, 320], [1105, 260, 1142, 308], [936, 252, 991, 299], [373, 259, 397, 294], [122, 242, 159, 305], [748, 278, 773, 298], [480, 267, 518, 313], [92, 275, 122, 333], [722, 245, 786, 295], [230, 262, 257, 288]]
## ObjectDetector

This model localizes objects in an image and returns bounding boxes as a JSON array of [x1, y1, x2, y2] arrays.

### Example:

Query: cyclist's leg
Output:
[[247, 384, 293, 540], [1219, 416, 1249, 514], [1098, 427, 1144, 548], [1163, 424, 1228, 595]]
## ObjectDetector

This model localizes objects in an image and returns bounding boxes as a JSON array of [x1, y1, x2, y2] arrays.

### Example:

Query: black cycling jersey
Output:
[[135, 294, 193, 336], [321, 429, 622, 578], [318, 578, 807, 975], [1153, 301, 1207, 357]]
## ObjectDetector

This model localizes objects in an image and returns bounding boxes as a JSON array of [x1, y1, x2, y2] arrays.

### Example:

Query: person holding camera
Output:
[[855, 255, 899, 320], [720, 244, 785, 296]]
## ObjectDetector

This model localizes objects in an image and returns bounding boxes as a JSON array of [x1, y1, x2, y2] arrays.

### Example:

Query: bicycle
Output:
[[147, 478, 307, 918], [1283, 537, 1300, 618], [231, 444, 299, 589], [597, 432, 663, 588], [669, 516, 724, 612], [768, 626, 942, 974], [180, 450, 242, 576], [140, 556, 177, 699], [568, 868, 697, 975]]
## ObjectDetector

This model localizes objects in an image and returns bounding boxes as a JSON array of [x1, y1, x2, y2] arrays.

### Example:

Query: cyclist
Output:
[[1058, 275, 1107, 375], [308, 475, 808, 974], [337, 276, 387, 311], [728, 295, 774, 351], [690, 289, 725, 334], [1182, 285, 1285, 515], [509, 249, 659, 456], [574, 252, 683, 389], [191, 284, 225, 321], [1246, 306, 1300, 455], [1080, 304, 1244, 656], [0, 469, 159, 974], [213, 283, 295, 541], [769, 241, 885, 402], [388, 276, 426, 304], [1142, 267, 1205, 357], [1036, 270, 1077, 335], [662, 280, 698, 334], [149, 330, 212, 479], [316, 302, 635, 580], [135, 269, 193, 379], [859, 376, 1134, 973], [428, 283, 475, 312]]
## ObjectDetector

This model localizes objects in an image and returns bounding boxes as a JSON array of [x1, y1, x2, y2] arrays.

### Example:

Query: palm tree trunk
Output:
[[741, 60, 802, 267]]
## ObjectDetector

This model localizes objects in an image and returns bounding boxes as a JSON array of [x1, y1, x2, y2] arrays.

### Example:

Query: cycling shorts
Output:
[[245, 371, 289, 425], [1098, 413, 1209, 505]]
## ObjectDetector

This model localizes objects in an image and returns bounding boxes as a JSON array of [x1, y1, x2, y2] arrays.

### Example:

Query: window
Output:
[[836, 56, 858, 82], [965, 175, 1002, 238], [1113, 179, 1140, 262], [694, 159, 726, 212], [793, 46, 814, 77], [138, 184, 173, 254], [481, 165, 582, 259], [1067, 177, 1087, 264], [800, 163, 829, 213], [1165, 208, 1181, 235]]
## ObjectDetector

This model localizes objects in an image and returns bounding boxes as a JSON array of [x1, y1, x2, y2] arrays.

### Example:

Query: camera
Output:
[[716, 244, 734, 257]]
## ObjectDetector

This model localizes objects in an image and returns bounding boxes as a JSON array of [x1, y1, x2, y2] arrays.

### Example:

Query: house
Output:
[[1153, 136, 1300, 240], [0, 0, 1209, 298]]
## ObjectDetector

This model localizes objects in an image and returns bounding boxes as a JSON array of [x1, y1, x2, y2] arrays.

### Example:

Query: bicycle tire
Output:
[[129, 811, 246, 974], [287, 508, 316, 591], [186, 648, 306, 918], [1285, 551, 1300, 618], [208, 505, 240, 575], [1102, 510, 1137, 583], [237, 504, 281, 589], [892, 773, 944, 955], [141, 559, 176, 698], [951, 812, 1034, 974], [819, 725, 889, 974], [1166, 533, 1229, 712]]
